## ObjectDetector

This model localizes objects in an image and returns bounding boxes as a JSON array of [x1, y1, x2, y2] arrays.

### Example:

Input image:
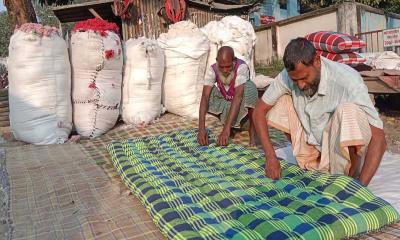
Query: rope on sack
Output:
[[89, 35, 105, 139], [165, 0, 186, 24], [146, 47, 152, 90]]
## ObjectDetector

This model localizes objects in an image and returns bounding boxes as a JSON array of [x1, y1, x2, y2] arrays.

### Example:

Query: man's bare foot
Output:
[[249, 137, 256, 147], [348, 146, 360, 177], [248, 107, 256, 147], [68, 135, 81, 143]]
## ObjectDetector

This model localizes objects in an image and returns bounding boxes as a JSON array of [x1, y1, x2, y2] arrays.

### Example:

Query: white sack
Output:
[[158, 21, 209, 118], [371, 51, 400, 70], [8, 29, 72, 145], [253, 74, 274, 89], [122, 37, 164, 126], [71, 30, 123, 138], [202, 16, 257, 80]]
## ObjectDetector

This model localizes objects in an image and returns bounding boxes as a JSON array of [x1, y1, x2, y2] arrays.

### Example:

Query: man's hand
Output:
[[198, 86, 213, 146], [265, 156, 281, 180], [197, 129, 209, 146], [217, 129, 230, 146], [253, 99, 281, 179]]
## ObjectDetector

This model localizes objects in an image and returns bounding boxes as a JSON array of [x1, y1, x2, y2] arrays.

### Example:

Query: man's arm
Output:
[[347, 82, 386, 186], [253, 99, 281, 179], [217, 84, 244, 146], [358, 125, 386, 186], [198, 85, 213, 145]]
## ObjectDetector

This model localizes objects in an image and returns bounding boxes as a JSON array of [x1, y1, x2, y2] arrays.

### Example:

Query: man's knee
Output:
[[332, 102, 370, 124], [279, 94, 293, 104], [335, 102, 361, 116], [243, 81, 258, 97]]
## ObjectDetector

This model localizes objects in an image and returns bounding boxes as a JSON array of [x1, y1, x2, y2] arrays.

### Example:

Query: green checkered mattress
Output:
[[108, 129, 399, 240]]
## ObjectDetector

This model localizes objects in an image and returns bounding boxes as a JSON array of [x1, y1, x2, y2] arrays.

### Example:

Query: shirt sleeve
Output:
[[349, 84, 383, 129], [204, 66, 216, 86], [261, 69, 291, 105], [234, 64, 250, 88]]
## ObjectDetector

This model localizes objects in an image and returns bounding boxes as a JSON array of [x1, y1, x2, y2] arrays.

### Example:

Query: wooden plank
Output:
[[0, 111, 9, 117], [143, 0, 148, 38], [363, 77, 399, 94], [89, 8, 104, 20], [52, 0, 114, 11], [0, 90, 8, 97], [384, 69, 400, 76], [0, 121, 9, 127], [359, 70, 384, 77], [356, 5, 362, 35], [135, 0, 140, 38], [271, 25, 278, 59], [138, 0, 143, 37], [0, 101, 9, 108]]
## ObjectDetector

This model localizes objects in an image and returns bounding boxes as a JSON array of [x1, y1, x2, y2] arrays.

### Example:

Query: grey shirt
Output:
[[262, 57, 382, 148]]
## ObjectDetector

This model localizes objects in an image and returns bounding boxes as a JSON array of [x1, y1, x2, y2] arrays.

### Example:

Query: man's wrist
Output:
[[222, 126, 231, 134], [265, 151, 277, 161]]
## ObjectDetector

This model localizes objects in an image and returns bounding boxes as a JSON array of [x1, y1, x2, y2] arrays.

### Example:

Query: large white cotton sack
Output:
[[201, 21, 230, 71], [253, 74, 274, 89], [71, 19, 123, 138], [202, 16, 257, 80], [158, 21, 209, 118], [371, 51, 400, 70], [122, 37, 164, 126], [8, 23, 72, 145]]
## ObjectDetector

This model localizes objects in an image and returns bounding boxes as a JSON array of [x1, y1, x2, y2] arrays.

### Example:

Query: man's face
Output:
[[288, 57, 321, 97], [217, 57, 234, 77]]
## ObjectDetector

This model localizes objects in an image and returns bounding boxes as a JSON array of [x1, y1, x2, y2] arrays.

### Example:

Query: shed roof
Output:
[[52, 0, 115, 23], [52, 0, 255, 23], [188, 0, 255, 12]]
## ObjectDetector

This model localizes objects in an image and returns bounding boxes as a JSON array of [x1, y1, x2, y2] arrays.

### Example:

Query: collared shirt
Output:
[[204, 64, 249, 89], [262, 57, 383, 148]]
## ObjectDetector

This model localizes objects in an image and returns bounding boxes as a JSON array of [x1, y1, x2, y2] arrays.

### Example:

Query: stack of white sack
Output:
[[8, 23, 72, 145], [201, 16, 257, 80], [158, 21, 209, 118], [122, 37, 165, 126], [70, 19, 123, 139]]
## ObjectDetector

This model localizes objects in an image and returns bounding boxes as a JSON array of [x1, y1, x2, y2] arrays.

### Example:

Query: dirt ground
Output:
[[381, 112, 400, 153], [375, 94, 400, 153]]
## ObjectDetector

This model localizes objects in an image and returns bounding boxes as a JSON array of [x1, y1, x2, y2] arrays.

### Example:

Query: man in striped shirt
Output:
[[253, 38, 386, 186]]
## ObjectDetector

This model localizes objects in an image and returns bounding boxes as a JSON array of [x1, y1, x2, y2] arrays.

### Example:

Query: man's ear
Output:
[[313, 54, 321, 68]]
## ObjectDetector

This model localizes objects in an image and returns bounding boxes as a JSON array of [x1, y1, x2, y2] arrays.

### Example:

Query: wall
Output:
[[277, 12, 337, 57], [255, 27, 275, 65], [388, 17, 400, 29], [254, 2, 400, 66], [254, 7, 337, 65], [251, 0, 299, 26], [361, 11, 386, 33], [356, 6, 400, 53], [274, 0, 299, 21]]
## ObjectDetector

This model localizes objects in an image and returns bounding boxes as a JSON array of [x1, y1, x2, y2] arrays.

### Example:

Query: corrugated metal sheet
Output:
[[123, 0, 166, 39], [122, 0, 249, 40], [52, 0, 251, 40]]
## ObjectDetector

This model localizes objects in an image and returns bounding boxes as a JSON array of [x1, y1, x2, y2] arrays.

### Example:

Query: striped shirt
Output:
[[262, 57, 382, 148]]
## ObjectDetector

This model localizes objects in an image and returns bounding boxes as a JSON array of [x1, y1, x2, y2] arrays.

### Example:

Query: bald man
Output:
[[198, 46, 258, 146]]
